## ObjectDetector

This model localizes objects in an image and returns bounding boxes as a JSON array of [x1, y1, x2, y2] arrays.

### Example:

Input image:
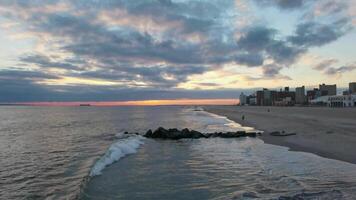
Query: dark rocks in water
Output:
[[145, 129, 152, 136], [143, 127, 258, 140], [270, 131, 296, 136], [144, 127, 206, 140]]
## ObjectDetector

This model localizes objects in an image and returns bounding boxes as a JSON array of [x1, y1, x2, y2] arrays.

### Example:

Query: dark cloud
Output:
[[288, 18, 352, 47], [117, 0, 227, 34], [235, 53, 264, 67], [313, 59, 339, 71], [20, 54, 80, 70], [325, 64, 356, 75], [236, 26, 304, 71], [0, 69, 59, 80], [262, 64, 283, 77], [266, 40, 305, 64], [70, 64, 209, 88], [254, 0, 306, 10], [0, 69, 59, 102], [237, 26, 277, 52], [0, 79, 251, 102]]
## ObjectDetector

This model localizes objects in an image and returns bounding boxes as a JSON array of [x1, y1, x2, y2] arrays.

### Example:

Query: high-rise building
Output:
[[256, 90, 264, 106], [276, 87, 295, 106], [319, 84, 337, 96], [296, 86, 306, 104], [349, 82, 356, 94], [239, 92, 247, 105]]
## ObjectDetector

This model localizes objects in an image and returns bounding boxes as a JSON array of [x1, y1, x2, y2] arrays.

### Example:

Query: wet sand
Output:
[[204, 106, 356, 164]]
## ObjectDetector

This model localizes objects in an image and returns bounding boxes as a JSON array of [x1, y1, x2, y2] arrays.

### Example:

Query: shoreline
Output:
[[203, 105, 356, 165]]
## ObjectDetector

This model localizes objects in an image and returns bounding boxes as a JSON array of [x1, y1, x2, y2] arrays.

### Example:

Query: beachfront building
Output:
[[256, 88, 278, 106], [307, 88, 321, 102], [319, 83, 337, 96], [276, 87, 295, 106], [244, 94, 256, 105], [327, 95, 356, 107], [256, 89, 271, 106], [295, 86, 306, 105], [239, 92, 247, 105], [256, 87, 295, 106], [310, 96, 329, 106], [249, 96, 257, 105], [349, 82, 356, 94]]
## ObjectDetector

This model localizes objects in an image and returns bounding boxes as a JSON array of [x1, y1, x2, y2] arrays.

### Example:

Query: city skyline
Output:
[[0, 0, 355, 102]]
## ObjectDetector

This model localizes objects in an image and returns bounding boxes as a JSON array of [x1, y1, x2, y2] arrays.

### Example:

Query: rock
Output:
[[151, 127, 169, 138], [141, 127, 260, 140], [270, 131, 296, 136], [145, 129, 153, 137], [246, 132, 257, 137], [190, 130, 205, 138]]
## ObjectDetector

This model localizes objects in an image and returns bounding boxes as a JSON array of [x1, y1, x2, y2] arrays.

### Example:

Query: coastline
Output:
[[203, 105, 356, 165]]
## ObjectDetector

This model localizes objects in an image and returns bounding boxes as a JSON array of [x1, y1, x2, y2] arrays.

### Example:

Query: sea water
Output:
[[1, 106, 356, 200]]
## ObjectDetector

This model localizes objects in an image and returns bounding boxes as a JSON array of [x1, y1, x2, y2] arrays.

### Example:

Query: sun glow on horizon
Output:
[[12, 99, 238, 106]]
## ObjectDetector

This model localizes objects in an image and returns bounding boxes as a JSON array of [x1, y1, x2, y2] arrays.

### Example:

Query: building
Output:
[[319, 84, 337, 96], [349, 82, 356, 94], [295, 86, 306, 104], [256, 90, 263, 106], [343, 90, 350, 95], [328, 95, 356, 107], [276, 87, 295, 106], [245, 95, 256, 105], [263, 89, 273, 106], [310, 96, 329, 106], [249, 96, 257, 105], [239, 92, 247, 105], [307, 88, 321, 102], [256, 88, 277, 106]]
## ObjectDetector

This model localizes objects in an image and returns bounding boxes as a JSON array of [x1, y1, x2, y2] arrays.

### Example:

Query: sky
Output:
[[0, 0, 355, 103]]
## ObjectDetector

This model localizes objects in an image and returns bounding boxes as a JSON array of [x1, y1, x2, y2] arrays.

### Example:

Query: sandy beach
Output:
[[204, 106, 356, 164]]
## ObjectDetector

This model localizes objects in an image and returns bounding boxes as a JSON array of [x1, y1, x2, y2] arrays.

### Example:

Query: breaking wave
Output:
[[89, 134, 144, 177]]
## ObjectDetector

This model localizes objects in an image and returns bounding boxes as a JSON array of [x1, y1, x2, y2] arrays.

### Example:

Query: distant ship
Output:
[[79, 104, 91, 106]]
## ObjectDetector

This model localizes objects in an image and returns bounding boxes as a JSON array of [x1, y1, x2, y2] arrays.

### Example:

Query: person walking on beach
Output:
[[242, 115, 245, 121]]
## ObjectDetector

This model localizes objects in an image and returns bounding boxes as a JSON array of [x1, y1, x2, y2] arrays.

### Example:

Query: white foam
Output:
[[90, 135, 144, 176]]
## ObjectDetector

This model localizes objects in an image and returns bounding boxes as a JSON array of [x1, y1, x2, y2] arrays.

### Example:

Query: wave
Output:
[[89, 134, 144, 177]]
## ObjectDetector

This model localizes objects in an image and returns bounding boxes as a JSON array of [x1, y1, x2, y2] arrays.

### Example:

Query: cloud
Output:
[[237, 26, 277, 52], [288, 18, 352, 47], [235, 26, 305, 73], [235, 53, 264, 67], [260, 64, 291, 80], [0, 69, 59, 80], [313, 59, 339, 70], [325, 64, 356, 75], [305, 0, 348, 19], [312, 59, 356, 76], [0, 0, 354, 101], [253, 0, 306, 10], [20, 54, 80, 70], [0, 69, 60, 102]]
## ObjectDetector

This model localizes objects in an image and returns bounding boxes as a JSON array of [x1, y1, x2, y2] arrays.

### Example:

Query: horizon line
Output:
[[0, 98, 239, 106]]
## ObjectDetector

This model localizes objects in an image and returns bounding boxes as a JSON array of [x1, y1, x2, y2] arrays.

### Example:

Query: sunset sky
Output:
[[0, 0, 355, 102]]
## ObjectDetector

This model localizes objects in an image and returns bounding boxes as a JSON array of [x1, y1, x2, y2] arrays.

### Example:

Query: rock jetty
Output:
[[139, 127, 260, 140]]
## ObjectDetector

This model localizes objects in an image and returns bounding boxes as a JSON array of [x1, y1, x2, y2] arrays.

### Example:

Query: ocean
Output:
[[1, 106, 356, 200]]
